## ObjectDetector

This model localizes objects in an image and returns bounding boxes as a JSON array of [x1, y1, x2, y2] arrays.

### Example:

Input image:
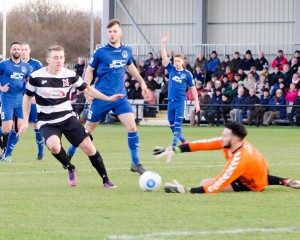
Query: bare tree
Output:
[[0, 0, 101, 64]]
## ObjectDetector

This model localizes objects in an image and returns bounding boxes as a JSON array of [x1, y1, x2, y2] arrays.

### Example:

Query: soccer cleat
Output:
[[153, 146, 165, 155], [285, 179, 300, 189], [37, 155, 44, 161], [164, 180, 187, 194], [130, 163, 146, 175], [68, 168, 77, 187], [0, 156, 15, 162], [103, 180, 117, 189]]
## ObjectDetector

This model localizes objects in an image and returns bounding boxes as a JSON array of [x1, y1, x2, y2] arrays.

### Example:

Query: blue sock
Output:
[[128, 132, 139, 165], [67, 145, 77, 156], [4, 130, 19, 158], [172, 123, 186, 146], [34, 129, 44, 156]]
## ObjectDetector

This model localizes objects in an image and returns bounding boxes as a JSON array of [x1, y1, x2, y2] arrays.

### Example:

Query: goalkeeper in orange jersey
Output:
[[154, 122, 300, 194]]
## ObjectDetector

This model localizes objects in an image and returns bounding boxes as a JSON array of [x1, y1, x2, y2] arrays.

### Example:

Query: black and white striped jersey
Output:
[[26, 67, 87, 128]]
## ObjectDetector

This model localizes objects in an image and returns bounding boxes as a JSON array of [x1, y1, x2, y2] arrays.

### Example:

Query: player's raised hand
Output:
[[109, 94, 125, 101], [154, 146, 175, 163], [17, 122, 29, 137], [0, 83, 10, 92], [161, 32, 169, 44]]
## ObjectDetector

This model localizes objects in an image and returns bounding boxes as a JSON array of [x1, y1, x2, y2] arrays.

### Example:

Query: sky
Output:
[[0, 0, 103, 13]]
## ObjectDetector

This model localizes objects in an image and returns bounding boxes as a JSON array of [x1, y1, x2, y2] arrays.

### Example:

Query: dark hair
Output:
[[225, 122, 247, 140], [10, 42, 21, 47], [107, 19, 121, 29]]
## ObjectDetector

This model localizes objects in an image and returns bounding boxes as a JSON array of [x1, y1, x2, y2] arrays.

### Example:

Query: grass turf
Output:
[[0, 125, 300, 240]]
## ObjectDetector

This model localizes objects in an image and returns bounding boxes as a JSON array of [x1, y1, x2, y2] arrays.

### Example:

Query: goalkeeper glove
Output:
[[154, 146, 182, 163], [164, 179, 187, 194]]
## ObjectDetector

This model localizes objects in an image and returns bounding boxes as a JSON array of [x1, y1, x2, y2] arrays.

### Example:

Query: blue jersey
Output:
[[0, 59, 31, 96], [27, 58, 43, 73], [166, 63, 194, 101], [89, 43, 133, 96]]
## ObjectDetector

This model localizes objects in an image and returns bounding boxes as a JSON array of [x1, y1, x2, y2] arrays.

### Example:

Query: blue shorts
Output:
[[87, 97, 133, 122], [29, 104, 38, 123], [1, 96, 23, 121], [167, 100, 186, 124]]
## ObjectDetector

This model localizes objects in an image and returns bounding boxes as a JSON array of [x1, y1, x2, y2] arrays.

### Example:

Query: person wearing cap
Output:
[[254, 51, 269, 71], [271, 50, 288, 71], [238, 50, 254, 71], [261, 65, 269, 77], [203, 50, 221, 81], [229, 51, 242, 73]]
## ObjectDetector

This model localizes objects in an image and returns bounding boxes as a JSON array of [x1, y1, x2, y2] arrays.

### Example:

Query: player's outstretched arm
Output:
[[190, 86, 200, 113], [17, 94, 32, 137], [83, 86, 124, 102], [161, 32, 169, 67]]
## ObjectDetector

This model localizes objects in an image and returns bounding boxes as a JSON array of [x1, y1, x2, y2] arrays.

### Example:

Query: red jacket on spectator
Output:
[[271, 56, 288, 71]]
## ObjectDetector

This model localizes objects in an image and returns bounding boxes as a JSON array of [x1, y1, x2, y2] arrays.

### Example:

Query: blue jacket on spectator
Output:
[[204, 58, 221, 74], [268, 96, 287, 119], [231, 95, 246, 110], [259, 95, 271, 111]]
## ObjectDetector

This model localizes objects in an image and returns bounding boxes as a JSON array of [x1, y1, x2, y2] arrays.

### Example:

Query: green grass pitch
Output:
[[1, 125, 300, 240]]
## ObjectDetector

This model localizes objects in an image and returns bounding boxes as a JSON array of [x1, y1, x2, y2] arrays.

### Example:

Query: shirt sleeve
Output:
[[89, 49, 101, 69], [187, 137, 223, 152], [26, 76, 37, 96], [72, 76, 88, 91], [187, 71, 195, 87], [203, 150, 246, 193]]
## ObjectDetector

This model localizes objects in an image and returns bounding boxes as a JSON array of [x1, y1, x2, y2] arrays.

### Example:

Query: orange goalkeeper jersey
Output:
[[187, 138, 268, 193]]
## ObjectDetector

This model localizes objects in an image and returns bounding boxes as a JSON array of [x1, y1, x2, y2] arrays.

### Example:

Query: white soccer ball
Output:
[[139, 171, 162, 192]]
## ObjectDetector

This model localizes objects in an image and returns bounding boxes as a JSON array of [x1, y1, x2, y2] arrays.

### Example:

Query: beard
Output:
[[223, 142, 232, 149], [12, 53, 20, 60]]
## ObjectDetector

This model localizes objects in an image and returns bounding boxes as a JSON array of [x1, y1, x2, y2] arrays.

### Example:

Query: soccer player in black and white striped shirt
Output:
[[18, 45, 124, 188]]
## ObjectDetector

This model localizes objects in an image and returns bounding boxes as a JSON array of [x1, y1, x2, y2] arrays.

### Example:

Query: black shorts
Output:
[[39, 117, 89, 147], [231, 180, 251, 192]]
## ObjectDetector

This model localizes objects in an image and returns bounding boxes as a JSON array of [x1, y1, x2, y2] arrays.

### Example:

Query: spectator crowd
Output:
[[73, 49, 300, 127]]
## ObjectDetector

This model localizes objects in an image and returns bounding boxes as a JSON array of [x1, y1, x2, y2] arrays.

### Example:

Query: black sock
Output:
[[3, 134, 8, 148], [89, 151, 109, 183], [268, 175, 286, 185], [190, 186, 205, 194], [52, 147, 75, 170]]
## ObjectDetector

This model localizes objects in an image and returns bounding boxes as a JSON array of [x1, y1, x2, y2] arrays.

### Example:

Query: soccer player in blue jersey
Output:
[[21, 43, 45, 161], [161, 32, 200, 146], [0, 42, 31, 162], [67, 19, 148, 174]]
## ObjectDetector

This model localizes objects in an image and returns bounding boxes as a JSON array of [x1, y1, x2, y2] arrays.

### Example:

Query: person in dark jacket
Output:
[[287, 91, 300, 126], [250, 88, 271, 126], [267, 66, 283, 87], [238, 50, 254, 71], [229, 51, 242, 73], [220, 94, 231, 125], [254, 51, 269, 71], [243, 88, 260, 125], [204, 89, 222, 126], [263, 89, 287, 126], [229, 87, 246, 123], [203, 51, 221, 81]]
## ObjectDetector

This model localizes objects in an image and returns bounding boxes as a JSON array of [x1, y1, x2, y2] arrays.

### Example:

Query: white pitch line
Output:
[[107, 227, 300, 240], [0, 162, 299, 175]]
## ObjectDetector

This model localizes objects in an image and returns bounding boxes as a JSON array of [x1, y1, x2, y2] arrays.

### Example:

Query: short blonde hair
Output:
[[47, 45, 64, 57]]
